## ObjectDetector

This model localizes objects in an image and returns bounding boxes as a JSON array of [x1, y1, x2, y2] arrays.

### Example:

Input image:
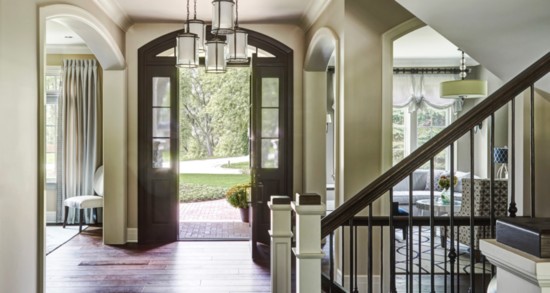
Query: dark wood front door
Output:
[[250, 51, 293, 260], [137, 29, 292, 246], [138, 33, 180, 244]]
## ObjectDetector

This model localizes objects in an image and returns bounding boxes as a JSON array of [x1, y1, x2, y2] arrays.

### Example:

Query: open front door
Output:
[[138, 35, 180, 244], [250, 53, 293, 260]]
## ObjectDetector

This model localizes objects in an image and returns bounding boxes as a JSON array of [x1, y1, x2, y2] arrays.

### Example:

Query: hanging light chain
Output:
[[235, 0, 239, 27], [194, 0, 197, 20]]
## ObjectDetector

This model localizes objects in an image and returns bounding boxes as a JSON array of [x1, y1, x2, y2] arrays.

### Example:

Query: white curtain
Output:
[[393, 73, 463, 113], [56, 59, 102, 224]]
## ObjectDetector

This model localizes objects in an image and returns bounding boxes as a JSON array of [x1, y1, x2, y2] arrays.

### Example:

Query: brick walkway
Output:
[[179, 199, 250, 240]]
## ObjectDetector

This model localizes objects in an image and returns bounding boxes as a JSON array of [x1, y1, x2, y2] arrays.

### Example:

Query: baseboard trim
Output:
[[336, 269, 382, 292], [126, 228, 138, 243], [46, 211, 57, 224]]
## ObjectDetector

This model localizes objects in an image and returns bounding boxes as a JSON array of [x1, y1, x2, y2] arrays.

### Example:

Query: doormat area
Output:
[[179, 221, 250, 240]]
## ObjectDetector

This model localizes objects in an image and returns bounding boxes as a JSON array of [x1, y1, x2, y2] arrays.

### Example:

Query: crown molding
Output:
[[300, 0, 332, 33], [94, 0, 133, 31]]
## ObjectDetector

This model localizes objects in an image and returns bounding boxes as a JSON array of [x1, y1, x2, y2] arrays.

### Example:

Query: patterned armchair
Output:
[[442, 178, 508, 251]]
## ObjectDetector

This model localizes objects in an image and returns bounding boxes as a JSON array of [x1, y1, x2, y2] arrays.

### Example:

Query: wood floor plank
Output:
[[46, 227, 270, 293]]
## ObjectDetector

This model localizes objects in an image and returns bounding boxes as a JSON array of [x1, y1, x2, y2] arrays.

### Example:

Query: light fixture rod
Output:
[[186, 0, 190, 30], [193, 0, 197, 19]]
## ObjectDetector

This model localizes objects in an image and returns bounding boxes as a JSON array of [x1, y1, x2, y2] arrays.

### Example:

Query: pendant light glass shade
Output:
[[227, 28, 248, 63], [176, 32, 199, 68], [205, 38, 227, 73], [211, 0, 235, 35], [441, 79, 487, 99], [188, 20, 205, 52]]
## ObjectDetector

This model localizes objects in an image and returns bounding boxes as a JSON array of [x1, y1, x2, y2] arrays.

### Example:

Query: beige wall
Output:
[[456, 66, 506, 177], [125, 23, 305, 229], [0, 0, 124, 291]]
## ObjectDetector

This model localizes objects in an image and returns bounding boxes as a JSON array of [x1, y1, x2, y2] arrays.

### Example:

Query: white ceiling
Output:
[[393, 26, 478, 67], [46, 21, 86, 46], [112, 0, 313, 24], [45, 1, 485, 70]]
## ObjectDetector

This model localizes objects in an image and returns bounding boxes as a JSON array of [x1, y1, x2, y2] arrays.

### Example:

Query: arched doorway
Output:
[[38, 3, 127, 291], [137, 28, 293, 259]]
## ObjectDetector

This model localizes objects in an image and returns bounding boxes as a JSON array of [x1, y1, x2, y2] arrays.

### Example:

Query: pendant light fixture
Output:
[[227, 0, 248, 63], [176, 0, 199, 68], [441, 49, 487, 99], [211, 0, 235, 35], [205, 36, 227, 73], [187, 0, 205, 52]]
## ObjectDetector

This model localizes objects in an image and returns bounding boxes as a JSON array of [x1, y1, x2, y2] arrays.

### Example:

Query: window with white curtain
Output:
[[45, 66, 62, 184], [392, 73, 457, 169]]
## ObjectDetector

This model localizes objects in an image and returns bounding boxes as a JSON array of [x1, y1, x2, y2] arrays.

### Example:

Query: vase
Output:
[[239, 207, 250, 223], [440, 188, 450, 204]]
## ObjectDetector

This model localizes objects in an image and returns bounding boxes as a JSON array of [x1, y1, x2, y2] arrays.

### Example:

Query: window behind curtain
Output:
[[392, 106, 450, 170], [45, 67, 61, 184]]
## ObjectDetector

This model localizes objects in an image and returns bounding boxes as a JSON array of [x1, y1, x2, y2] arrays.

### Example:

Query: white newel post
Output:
[[292, 193, 326, 293], [269, 195, 293, 293]]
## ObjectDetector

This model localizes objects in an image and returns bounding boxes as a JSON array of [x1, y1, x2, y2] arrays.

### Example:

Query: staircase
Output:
[[318, 52, 550, 292], [269, 52, 550, 293]]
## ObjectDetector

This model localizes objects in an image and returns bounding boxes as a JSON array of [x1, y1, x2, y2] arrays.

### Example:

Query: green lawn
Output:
[[179, 173, 249, 188], [179, 173, 250, 203]]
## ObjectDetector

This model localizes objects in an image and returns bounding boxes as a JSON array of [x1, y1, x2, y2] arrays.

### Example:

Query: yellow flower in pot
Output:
[[226, 183, 251, 223]]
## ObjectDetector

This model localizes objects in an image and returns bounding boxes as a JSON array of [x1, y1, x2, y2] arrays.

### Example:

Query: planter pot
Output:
[[239, 207, 250, 223]]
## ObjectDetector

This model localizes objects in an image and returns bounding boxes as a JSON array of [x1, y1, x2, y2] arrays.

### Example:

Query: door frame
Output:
[[137, 28, 293, 244]]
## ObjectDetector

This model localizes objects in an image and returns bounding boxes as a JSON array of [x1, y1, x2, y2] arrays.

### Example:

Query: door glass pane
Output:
[[153, 77, 171, 107], [153, 139, 171, 168], [156, 48, 175, 57], [261, 109, 279, 137], [153, 108, 171, 137], [261, 139, 278, 168], [262, 78, 279, 107]]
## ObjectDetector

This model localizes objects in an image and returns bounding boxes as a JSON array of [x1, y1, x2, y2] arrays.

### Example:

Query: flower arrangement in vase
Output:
[[438, 175, 458, 204]]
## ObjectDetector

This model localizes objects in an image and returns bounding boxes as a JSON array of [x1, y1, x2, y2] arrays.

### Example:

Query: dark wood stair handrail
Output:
[[321, 51, 550, 238]]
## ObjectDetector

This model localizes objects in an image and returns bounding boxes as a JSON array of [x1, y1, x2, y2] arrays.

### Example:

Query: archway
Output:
[[303, 27, 340, 210], [38, 3, 127, 291], [136, 28, 293, 262]]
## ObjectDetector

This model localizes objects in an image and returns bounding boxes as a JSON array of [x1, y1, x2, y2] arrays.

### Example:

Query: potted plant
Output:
[[226, 183, 251, 223]]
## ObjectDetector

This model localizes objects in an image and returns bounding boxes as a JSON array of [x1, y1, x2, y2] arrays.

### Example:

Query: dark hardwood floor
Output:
[[46, 227, 270, 293]]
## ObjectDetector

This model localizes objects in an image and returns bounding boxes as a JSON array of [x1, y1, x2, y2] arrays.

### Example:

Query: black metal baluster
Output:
[[349, 218, 354, 292], [530, 84, 536, 217], [390, 189, 397, 293], [449, 144, 457, 293], [430, 159, 435, 293], [330, 232, 334, 292], [418, 225, 422, 293], [490, 114, 495, 238], [380, 226, 384, 293], [368, 204, 373, 293], [456, 227, 460, 293], [408, 174, 414, 293], [483, 253, 487, 289], [510, 98, 517, 217], [342, 226, 345, 287], [354, 224, 358, 293], [490, 115, 496, 278], [444, 227, 448, 293], [470, 129, 476, 293]]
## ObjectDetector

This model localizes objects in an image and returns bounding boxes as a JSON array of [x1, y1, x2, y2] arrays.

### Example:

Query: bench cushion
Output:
[[64, 195, 103, 209]]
